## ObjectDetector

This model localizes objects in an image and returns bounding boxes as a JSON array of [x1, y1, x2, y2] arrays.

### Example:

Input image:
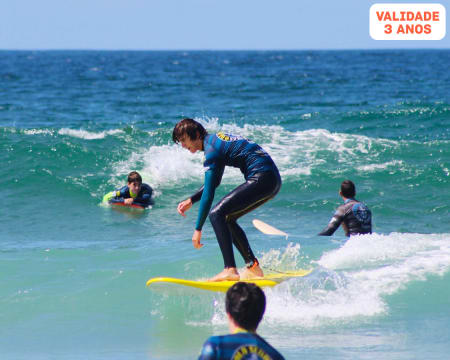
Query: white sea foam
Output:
[[58, 128, 123, 140], [210, 232, 450, 329], [108, 119, 404, 189], [357, 160, 404, 172], [259, 242, 304, 271], [110, 145, 208, 191], [142, 144, 207, 186], [262, 233, 450, 328], [23, 129, 54, 136], [23, 127, 124, 140], [195, 118, 400, 177]]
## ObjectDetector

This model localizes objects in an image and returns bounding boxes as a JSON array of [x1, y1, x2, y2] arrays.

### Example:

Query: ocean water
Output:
[[1, 50, 449, 360]]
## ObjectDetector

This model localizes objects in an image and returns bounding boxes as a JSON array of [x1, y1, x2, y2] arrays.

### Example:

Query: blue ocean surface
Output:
[[1, 50, 449, 359]]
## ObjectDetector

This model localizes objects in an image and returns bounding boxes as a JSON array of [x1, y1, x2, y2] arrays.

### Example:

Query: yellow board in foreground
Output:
[[146, 269, 312, 293]]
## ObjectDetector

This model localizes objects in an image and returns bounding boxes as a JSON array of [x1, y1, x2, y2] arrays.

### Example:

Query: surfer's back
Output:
[[198, 282, 285, 360], [199, 332, 284, 360]]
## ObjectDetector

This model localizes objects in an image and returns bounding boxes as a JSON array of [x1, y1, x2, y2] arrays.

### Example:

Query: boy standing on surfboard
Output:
[[173, 118, 281, 282]]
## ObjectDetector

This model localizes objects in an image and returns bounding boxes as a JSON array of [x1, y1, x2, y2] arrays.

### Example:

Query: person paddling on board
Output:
[[173, 118, 281, 282], [198, 282, 285, 360], [319, 180, 372, 237], [103, 171, 153, 208]]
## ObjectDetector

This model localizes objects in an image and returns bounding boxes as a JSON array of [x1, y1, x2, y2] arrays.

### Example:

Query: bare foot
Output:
[[240, 264, 264, 280], [208, 268, 240, 282]]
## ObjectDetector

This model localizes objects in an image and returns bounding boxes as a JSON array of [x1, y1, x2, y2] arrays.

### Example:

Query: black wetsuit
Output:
[[319, 198, 372, 236], [190, 132, 281, 268]]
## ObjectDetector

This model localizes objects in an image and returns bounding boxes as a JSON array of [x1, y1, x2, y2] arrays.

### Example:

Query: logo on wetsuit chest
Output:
[[217, 132, 244, 142]]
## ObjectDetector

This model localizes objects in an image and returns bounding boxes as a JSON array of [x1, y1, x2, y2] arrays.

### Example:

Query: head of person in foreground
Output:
[[226, 282, 266, 333]]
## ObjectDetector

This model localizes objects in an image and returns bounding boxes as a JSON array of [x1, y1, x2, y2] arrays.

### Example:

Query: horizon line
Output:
[[1, 47, 449, 52]]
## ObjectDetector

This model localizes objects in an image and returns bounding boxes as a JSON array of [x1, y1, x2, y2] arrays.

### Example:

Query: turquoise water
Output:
[[1, 50, 449, 359]]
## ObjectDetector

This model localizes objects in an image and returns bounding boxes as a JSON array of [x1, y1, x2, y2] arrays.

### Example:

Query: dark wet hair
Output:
[[225, 282, 266, 332], [341, 180, 356, 198], [127, 171, 142, 184], [172, 118, 207, 143]]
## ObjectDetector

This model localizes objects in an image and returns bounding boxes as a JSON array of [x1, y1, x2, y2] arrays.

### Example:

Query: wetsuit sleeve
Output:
[[195, 165, 225, 231], [103, 191, 116, 203], [318, 207, 345, 236], [190, 185, 204, 204], [116, 186, 129, 198]]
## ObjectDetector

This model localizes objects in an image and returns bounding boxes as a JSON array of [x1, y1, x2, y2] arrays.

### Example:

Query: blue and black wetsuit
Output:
[[190, 132, 281, 268], [319, 198, 372, 236], [198, 332, 285, 360], [113, 183, 153, 208]]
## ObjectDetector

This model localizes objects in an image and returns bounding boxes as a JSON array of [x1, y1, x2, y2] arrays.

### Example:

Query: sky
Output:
[[1, 0, 449, 50]]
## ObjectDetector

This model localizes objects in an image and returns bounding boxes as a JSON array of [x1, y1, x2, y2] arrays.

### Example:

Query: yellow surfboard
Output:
[[146, 269, 312, 293]]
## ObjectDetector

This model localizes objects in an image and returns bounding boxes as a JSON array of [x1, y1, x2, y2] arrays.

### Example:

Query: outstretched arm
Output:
[[188, 168, 222, 250], [177, 184, 205, 217], [318, 210, 344, 236]]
